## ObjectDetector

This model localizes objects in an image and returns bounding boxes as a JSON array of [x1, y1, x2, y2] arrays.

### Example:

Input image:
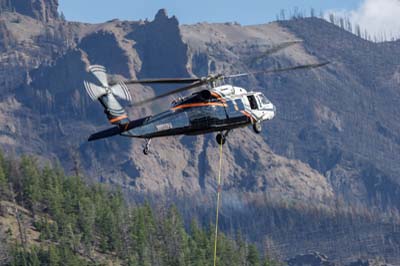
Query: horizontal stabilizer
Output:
[[88, 126, 122, 142], [88, 117, 149, 142]]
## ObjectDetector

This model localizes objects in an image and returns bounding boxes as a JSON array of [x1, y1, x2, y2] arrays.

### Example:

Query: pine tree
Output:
[[160, 206, 189, 266], [19, 156, 41, 213], [0, 158, 8, 199], [188, 220, 207, 265], [77, 196, 95, 255], [247, 244, 260, 266], [27, 247, 40, 266]]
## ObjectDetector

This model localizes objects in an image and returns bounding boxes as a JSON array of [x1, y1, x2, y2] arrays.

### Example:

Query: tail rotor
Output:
[[84, 65, 131, 125], [84, 65, 132, 103]]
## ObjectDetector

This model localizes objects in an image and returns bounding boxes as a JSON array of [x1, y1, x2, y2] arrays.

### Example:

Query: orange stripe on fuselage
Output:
[[211, 92, 221, 99], [172, 102, 227, 110], [109, 114, 128, 123], [211, 92, 226, 103]]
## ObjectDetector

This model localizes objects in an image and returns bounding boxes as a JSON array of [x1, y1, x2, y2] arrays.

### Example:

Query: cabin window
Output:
[[247, 95, 258, 110]]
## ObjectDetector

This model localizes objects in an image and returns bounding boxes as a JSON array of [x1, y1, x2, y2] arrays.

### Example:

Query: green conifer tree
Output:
[[247, 244, 260, 266]]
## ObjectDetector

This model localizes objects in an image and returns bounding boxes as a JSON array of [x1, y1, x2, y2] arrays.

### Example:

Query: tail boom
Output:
[[88, 117, 149, 142]]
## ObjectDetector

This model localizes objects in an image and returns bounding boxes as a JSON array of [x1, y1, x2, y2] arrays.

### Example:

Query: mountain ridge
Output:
[[0, 4, 399, 264]]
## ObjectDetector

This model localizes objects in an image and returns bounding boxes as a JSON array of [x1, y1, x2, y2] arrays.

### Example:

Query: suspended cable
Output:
[[213, 140, 224, 266]]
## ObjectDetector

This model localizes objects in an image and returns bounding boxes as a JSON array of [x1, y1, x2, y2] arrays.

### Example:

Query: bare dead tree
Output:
[[9, 183, 27, 263], [68, 145, 81, 177], [280, 9, 286, 20], [329, 13, 335, 24]]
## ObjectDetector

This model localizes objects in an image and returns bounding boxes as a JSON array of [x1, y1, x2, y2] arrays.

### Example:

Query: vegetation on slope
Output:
[[0, 151, 278, 265]]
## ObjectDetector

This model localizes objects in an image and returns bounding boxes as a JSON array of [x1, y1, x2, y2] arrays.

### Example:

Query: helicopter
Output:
[[84, 59, 328, 155]]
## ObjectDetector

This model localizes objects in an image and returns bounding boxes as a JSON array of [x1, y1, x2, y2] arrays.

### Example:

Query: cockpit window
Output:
[[247, 95, 258, 110], [258, 95, 270, 106]]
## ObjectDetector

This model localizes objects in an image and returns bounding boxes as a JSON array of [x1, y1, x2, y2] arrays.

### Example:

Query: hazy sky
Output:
[[58, 0, 400, 40], [58, 0, 362, 25]]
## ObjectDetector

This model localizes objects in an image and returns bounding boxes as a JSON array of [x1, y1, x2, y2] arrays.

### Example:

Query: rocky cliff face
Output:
[[0, 5, 400, 265], [0, 0, 59, 22], [0, 0, 58, 21], [128, 9, 189, 78]]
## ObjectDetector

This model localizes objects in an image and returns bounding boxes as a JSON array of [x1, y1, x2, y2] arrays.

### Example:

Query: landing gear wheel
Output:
[[253, 122, 262, 134], [216, 134, 226, 145], [143, 139, 151, 155]]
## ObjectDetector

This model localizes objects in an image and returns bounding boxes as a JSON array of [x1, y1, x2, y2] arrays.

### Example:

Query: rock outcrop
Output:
[[0, 19, 14, 51], [287, 254, 394, 266], [287, 252, 335, 266], [0, 0, 59, 21], [346, 259, 394, 266], [128, 8, 189, 78]]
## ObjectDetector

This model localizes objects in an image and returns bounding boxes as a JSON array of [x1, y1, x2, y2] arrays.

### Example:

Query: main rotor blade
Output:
[[262, 40, 303, 56], [248, 41, 302, 61], [110, 77, 201, 86], [130, 80, 206, 107], [123, 61, 328, 107], [226, 62, 330, 79]]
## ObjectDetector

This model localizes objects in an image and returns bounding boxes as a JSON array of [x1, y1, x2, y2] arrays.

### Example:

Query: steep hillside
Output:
[[182, 19, 400, 211], [0, 152, 276, 265], [0, 2, 399, 264], [277, 18, 400, 208]]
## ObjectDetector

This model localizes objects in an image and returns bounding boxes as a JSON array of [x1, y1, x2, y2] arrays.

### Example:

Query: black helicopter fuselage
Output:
[[122, 92, 253, 139]]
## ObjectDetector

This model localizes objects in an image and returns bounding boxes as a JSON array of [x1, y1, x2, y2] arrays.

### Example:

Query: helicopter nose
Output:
[[271, 104, 276, 118]]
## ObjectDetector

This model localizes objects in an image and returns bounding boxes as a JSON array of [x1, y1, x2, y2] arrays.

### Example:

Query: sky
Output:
[[58, 0, 361, 25], [59, 0, 400, 40]]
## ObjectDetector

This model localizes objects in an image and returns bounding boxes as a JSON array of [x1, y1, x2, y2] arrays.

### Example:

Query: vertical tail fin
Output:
[[84, 65, 132, 125]]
